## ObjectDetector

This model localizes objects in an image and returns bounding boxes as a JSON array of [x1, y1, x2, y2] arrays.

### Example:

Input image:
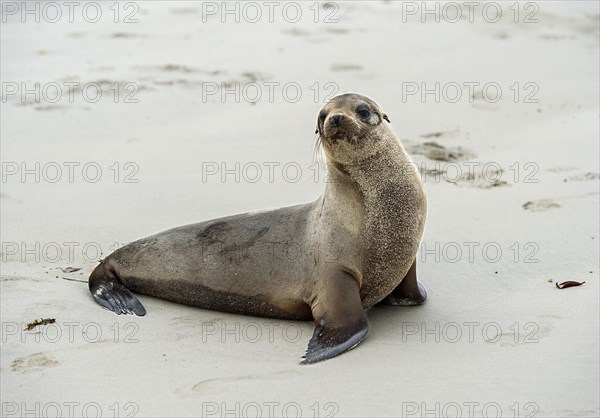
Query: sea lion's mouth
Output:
[[324, 130, 346, 144], [323, 122, 360, 144], [324, 130, 362, 146]]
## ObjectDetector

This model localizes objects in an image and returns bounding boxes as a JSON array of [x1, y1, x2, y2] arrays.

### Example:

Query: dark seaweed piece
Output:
[[25, 318, 56, 331], [555, 281, 586, 289]]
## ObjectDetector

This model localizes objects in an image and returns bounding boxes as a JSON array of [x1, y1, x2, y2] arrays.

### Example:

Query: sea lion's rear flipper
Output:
[[88, 263, 146, 316], [301, 270, 368, 365], [379, 259, 427, 306]]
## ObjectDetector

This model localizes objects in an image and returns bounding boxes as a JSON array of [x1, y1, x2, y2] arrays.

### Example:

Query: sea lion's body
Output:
[[89, 93, 427, 364]]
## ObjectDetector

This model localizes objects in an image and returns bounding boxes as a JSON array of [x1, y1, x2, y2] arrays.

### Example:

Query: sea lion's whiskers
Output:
[[312, 134, 325, 168]]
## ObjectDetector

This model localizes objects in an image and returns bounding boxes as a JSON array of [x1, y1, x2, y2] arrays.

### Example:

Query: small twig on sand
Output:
[[61, 276, 87, 283]]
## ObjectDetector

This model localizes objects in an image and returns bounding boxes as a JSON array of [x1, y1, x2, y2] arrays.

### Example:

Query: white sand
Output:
[[1, 1, 598, 417]]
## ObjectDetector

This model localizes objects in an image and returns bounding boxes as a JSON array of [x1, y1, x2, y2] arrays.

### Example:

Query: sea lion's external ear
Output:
[[383, 114, 391, 123], [315, 127, 319, 134]]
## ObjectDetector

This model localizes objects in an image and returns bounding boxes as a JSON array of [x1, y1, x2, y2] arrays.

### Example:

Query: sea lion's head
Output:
[[315, 93, 392, 165]]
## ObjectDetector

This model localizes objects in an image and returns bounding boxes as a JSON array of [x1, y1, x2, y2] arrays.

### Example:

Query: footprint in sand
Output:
[[419, 167, 507, 189], [523, 193, 599, 211], [177, 370, 302, 397], [325, 27, 351, 34], [522, 199, 561, 212], [547, 166, 577, 173], [11, 353, 59, 374], [406, 138, 500, 188], [406, 141, 475, 162], [111, 32, 146, 39], [330, 63, 363, 72], [0, 193, 23, 203], [419, 128, 460, 140], [564, 172, 600, 182]]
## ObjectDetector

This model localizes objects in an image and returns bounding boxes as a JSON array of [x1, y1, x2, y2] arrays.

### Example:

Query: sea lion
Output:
[[88, 93, 427, 364]]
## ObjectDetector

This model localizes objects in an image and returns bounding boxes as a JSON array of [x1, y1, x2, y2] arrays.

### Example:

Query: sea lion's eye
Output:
[[319, 112, 327, 122], [356, 105, 371, 118]]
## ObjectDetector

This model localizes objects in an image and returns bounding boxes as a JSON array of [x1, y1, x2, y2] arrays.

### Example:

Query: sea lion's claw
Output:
[[103, 285, 145, 316], [106, 294, 124, 314], [89, 265, 146, 316], [301, 322, 368, 365], [103, 283, 146, 316], [301, 270, 368, 365], [93, 290, 118, 313]]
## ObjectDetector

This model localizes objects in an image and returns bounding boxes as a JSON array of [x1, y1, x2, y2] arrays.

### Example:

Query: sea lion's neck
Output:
[[340, 139, 421, 199], [323, 139, 425, 232], [335, 138, 426, 282]]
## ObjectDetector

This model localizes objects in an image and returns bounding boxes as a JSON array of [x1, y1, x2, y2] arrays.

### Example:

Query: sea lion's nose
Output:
[[329, 114, 342, 126]]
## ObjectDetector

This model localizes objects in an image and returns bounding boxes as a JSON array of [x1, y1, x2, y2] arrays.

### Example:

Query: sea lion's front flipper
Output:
[[301, 270, 368, 365], [379, 259, 427, 306]]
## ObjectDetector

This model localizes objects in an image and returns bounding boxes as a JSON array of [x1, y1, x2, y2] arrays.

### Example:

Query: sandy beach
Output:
[[1, 1, 599, 417]]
